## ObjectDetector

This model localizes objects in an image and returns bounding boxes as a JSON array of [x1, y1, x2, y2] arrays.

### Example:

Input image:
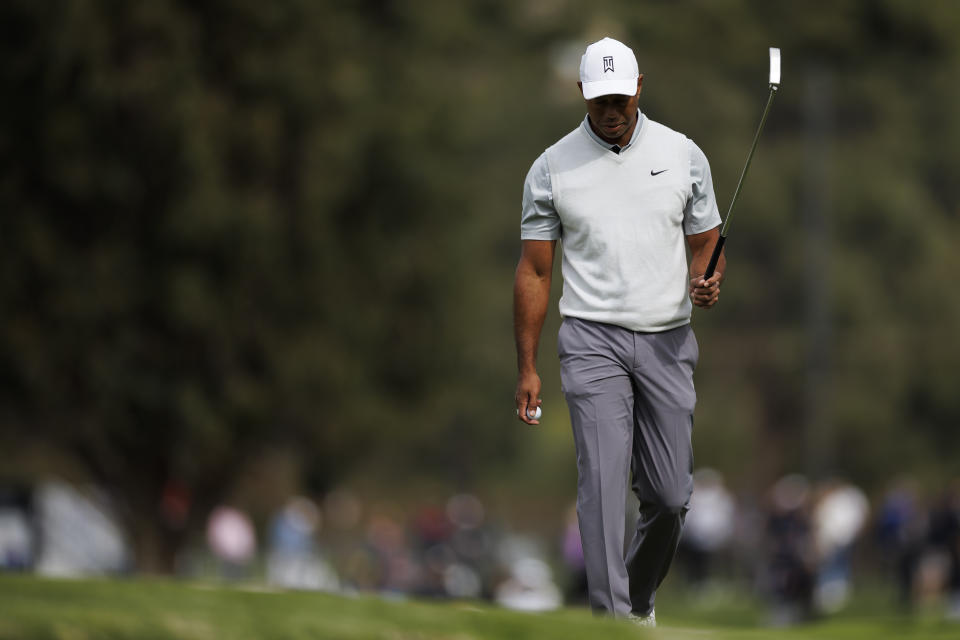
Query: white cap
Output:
[[579, 37, 639, 100]]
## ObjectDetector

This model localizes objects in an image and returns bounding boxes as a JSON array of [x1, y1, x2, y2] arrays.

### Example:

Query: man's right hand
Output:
[[515, 370, 543, 425]]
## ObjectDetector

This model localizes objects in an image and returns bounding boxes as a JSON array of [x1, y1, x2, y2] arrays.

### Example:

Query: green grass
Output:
[[0, 574, 956, 639]]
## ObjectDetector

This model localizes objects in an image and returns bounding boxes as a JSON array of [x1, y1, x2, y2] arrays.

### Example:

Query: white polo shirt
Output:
[[521, 112, 721, 332]]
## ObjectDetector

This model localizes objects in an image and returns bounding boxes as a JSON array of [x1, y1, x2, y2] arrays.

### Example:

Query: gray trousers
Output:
[[558, 317, 697, 617]]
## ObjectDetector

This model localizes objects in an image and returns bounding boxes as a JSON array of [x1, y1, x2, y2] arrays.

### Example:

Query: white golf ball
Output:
[[528, 406, 542, 420]]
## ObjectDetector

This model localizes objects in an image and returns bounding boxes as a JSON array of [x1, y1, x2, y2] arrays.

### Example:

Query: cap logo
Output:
[[603, 56, 614, 72]]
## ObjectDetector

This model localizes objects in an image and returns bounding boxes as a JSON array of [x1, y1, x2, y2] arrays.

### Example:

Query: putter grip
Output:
[[703, 235, 726, 280]]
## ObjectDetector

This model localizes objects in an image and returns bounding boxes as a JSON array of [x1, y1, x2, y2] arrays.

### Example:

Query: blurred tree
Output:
[[0, 0, 572, 568]]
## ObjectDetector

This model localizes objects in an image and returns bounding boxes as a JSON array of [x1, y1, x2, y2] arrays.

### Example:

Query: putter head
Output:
[[769, 47, 781, 88]]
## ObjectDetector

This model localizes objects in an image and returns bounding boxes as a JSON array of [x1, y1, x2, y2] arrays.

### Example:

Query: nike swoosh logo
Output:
[[650, 169, 669, 176]]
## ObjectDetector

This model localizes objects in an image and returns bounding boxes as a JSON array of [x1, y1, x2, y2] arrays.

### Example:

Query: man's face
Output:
[[579, 77, 643, 144]]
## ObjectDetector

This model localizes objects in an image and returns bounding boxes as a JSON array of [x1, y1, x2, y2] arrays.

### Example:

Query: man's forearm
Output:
[[687, 229, 725, 309], [513, 263, 551, 373], [688, 229, 726, 281], [690, 247, 725, 281]]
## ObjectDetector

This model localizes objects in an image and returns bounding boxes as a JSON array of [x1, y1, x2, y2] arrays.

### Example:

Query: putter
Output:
[[704, 47, 781, 280]]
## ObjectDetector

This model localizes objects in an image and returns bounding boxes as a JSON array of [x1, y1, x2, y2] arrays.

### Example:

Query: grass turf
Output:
[[0, 574, 956, 639]]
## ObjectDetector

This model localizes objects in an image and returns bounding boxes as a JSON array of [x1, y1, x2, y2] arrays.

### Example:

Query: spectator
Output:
[[764, 474, 814, 626], [206, 505, 256, 580], [811, 480, 869, 613], [680, 468, 736, 588], [927, 482, 960, 619], [267, 496, 339, 591], [876, 478, 927, 610]]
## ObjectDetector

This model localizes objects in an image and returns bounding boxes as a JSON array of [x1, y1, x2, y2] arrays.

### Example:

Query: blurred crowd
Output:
[[1, 473, 959, 624], [672, 472, 960, 625]]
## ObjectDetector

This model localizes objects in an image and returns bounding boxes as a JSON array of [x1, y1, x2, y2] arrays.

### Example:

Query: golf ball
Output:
[[528, 406, 542, 420]]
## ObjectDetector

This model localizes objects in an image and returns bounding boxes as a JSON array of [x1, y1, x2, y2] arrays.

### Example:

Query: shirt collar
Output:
[[582, 111, 645, 153]]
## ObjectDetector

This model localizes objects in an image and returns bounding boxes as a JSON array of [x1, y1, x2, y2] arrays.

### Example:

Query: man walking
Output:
[[513, 37, 725, 625]]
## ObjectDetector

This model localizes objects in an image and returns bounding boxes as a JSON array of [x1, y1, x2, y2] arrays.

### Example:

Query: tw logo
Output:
[[603, 56, 614, 72]]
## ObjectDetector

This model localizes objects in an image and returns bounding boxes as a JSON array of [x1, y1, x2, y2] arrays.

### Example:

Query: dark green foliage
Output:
[[1, 0, 960, 566]]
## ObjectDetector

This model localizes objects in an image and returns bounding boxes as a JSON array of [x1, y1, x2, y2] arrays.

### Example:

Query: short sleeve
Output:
[[683, 139, 722, 235], [520, 152, 562, 240]]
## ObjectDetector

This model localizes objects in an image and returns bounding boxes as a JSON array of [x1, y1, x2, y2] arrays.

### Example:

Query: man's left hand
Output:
[[690, 272, 721, 309]]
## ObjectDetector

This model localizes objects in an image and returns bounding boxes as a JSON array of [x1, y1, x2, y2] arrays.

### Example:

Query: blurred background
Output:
[[1, 0, 958, 626]]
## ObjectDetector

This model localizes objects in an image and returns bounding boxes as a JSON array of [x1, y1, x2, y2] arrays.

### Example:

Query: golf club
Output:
[[704, 47, 781, 280]]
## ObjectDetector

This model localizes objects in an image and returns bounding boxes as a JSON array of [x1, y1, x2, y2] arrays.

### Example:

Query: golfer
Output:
[[513, 37, 725, 625]]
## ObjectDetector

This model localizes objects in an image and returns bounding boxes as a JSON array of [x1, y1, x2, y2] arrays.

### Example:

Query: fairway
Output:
[[0, 575, 955, 640]]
